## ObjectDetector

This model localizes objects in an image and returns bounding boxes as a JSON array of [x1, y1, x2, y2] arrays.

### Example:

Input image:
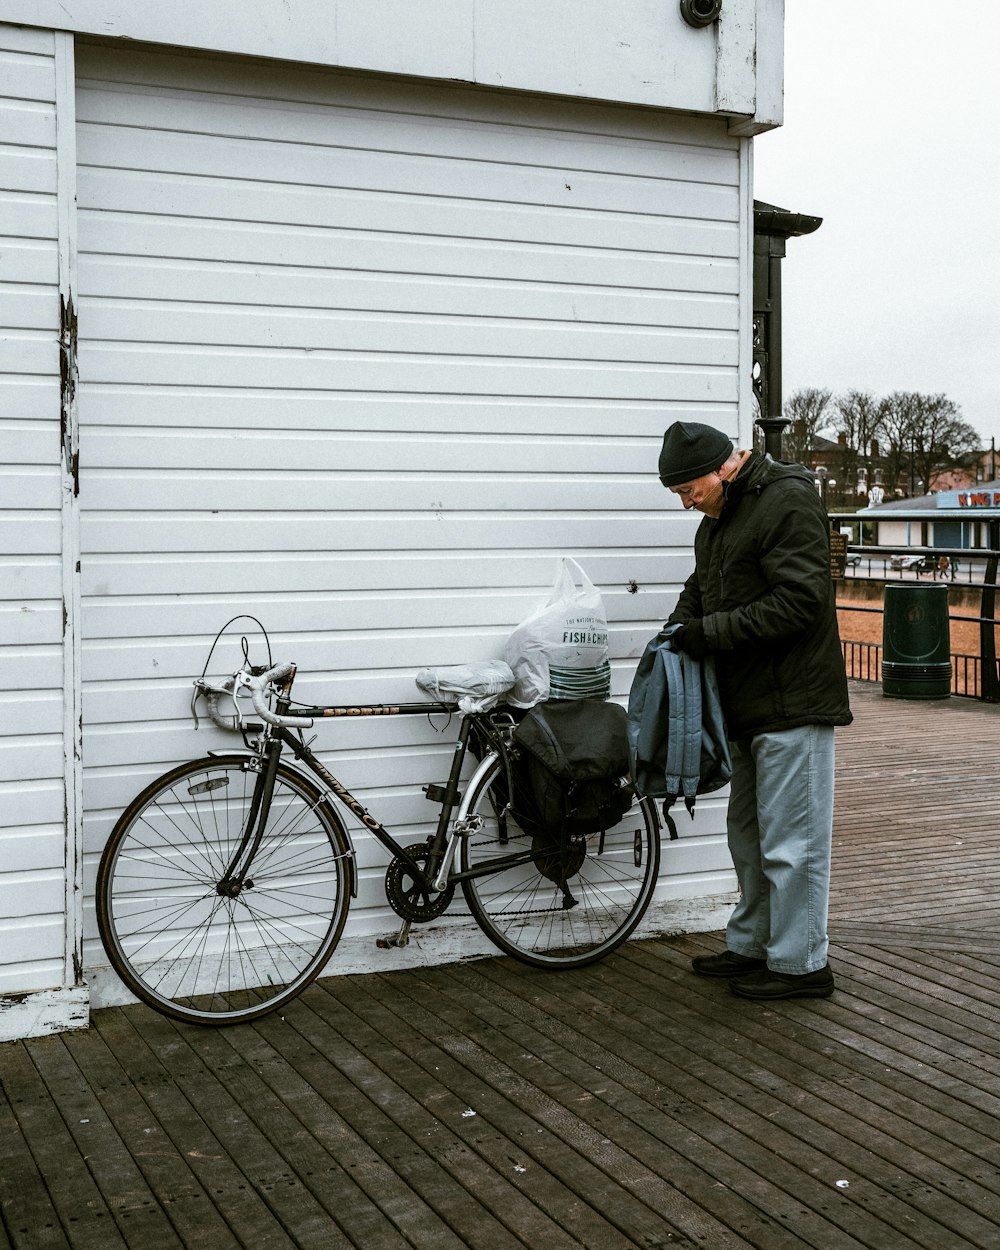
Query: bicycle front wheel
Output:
[[460, 758, 660, 968], [96, 755, 353, 1025]]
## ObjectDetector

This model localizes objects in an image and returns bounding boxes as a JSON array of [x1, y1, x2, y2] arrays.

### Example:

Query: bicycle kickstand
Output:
[[376, 919, 412, 950]]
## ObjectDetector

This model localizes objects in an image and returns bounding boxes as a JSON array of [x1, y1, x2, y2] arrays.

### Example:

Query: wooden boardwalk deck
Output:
[[4, 680, 1000, 1249]]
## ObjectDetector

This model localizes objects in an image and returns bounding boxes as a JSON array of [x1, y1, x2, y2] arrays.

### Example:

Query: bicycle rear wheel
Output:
[[96, 755, 353, 1025], [460, 758, 660, 968]]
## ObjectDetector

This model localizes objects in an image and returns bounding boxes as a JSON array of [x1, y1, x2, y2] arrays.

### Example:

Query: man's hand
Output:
[[672, 619, 709, 659]]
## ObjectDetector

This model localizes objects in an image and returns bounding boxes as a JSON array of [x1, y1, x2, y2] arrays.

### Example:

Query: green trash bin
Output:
[[882, 582, 951, 700]]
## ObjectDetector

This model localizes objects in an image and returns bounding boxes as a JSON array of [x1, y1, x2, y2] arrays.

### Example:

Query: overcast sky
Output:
[[752, 1, 1000, 451]]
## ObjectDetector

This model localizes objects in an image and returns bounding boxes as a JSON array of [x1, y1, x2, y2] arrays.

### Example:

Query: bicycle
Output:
[[96, 624, 661, 1026]]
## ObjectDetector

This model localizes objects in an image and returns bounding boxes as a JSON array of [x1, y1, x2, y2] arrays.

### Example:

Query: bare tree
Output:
[[912, 394, 979, 489], [782, 388, 832, 463], [830, 390, 884, 500], [879, 391, 979, 495], [877, 391, 916, 493]]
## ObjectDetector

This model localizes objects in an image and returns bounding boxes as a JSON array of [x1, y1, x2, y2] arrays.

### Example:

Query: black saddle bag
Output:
[[511, 700, 631, 840]]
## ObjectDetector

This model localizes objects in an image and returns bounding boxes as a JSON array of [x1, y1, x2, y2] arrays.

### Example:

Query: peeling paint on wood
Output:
[[59, 290, 79, 496], [0, 988, 90, 1043]]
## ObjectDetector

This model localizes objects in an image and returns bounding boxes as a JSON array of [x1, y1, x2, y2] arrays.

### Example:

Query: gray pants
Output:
[[725, 724, 835, 975]]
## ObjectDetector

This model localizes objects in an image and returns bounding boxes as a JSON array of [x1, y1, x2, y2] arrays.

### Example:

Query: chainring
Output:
[[384, 842, 455, 922]]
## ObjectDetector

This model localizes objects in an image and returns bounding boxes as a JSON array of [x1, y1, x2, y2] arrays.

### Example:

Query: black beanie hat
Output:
[[658, 421, 734, 487]]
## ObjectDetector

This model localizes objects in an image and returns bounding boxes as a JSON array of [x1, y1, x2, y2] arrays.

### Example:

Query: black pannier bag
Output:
[[511, 699, 631, 841]]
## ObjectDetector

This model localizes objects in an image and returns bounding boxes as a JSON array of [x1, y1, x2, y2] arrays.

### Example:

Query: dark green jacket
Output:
[[669, 451, 852, 739]]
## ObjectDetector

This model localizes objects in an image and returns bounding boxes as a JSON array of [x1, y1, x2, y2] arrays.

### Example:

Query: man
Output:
[[658, 421, 852, 1000]]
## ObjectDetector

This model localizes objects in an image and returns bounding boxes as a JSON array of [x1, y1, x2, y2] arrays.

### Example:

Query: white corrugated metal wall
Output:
[[73, 40, 747, 996], [0, 24, 82, 1013]]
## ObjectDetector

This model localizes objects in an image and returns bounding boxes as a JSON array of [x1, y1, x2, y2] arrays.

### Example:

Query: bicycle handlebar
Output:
[[243, 664, 314, 729], [194, 662, 314, 731]]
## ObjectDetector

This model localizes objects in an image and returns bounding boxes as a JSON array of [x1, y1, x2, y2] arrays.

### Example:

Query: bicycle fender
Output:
[[455, 750, 502, 823]]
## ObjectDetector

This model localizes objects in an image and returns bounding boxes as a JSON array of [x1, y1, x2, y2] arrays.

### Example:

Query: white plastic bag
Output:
[[504, 557, 611, 708], [415, 661, 515, 713]]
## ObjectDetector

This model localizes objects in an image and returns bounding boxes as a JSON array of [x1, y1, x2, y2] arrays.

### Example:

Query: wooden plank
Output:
[[833, 923, 1000, 954], [0, 794, 63, 841], [0, 919, 65, 982], [823, 946, 1000, 1073], [0, 232, 59, 281], [14, 1035, 175, 1249], [77, 390, 735, 437], [75, 546, 686, 591], [0, 1054, 73, 1250], [0, 148, 56, 196], [0, 739, 65, 784], [77, 216, 739, 295], [2, 290, 61, 334], [0, 694, 63, 739], [249, 999, 518, 1249], [0, 601, 61, 645], [614, 939, 1000, 1246], [183, 1002, 574, 1250], [76, 166, 739, 259], [80, 428, 682, 474], [78, 512, 703, 556], [0, 25, 55, 55], [47, 1018, 249, 1250], [80, 306, 738, 367], [477, 952, 977, 1250], [71, 40, 736, 149], [0, 51, 56, 105], [76, 342, 735, 400], [79, 253, 740, 324], [831, 684, 1000, 943], [88, 1010, 356, 1249], [75, 123, 738, 223], [312, 972, 671, 1249], [0, 1041, 126, 1250], [0, 646, 62, 694], [670, 939, 1000, 1172], [0, 869, 64, 918], [346, 962, 845, 1249], [0, 332, 57, 377], [149, 1015, 427, 1250], [77, 585, 642, 641], [76, 86, 740, 186], [0, 102, 56, 151]]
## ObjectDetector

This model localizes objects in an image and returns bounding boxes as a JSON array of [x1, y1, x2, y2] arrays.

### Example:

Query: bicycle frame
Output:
[[217, 671, 517, 901]]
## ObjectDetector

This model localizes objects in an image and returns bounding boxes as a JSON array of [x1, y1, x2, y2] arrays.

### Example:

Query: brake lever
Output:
[[191, 674, 242, 731]]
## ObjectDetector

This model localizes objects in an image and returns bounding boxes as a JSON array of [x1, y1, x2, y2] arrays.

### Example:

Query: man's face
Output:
[[668, 471, 722, 511]]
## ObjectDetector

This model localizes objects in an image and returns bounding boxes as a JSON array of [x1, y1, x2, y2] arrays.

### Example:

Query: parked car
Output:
[[889, 554, 933, 572]]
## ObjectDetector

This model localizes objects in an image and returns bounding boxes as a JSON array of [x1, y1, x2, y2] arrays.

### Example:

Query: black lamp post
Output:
[[814, 465, 836, 509], [753, 201, 822, 459]]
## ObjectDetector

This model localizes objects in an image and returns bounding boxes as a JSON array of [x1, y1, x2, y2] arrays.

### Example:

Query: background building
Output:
[[859, 486, 1000, 552]]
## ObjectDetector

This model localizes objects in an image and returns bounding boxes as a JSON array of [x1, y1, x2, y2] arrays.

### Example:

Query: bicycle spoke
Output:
[[460, 761, 659, 968], [97, 758, 352, 1025]]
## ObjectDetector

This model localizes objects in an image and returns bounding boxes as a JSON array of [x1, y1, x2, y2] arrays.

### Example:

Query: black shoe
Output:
[[691, 950, 767, 978], [729, 964, 835, 1000]]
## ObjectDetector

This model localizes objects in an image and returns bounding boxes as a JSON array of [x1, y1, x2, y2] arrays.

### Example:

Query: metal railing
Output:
[[841, 640, 999, 700], [835, 535, 1000, 702]]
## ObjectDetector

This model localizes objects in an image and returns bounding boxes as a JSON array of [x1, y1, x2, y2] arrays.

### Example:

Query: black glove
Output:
[[672, 618, 709, 659]]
